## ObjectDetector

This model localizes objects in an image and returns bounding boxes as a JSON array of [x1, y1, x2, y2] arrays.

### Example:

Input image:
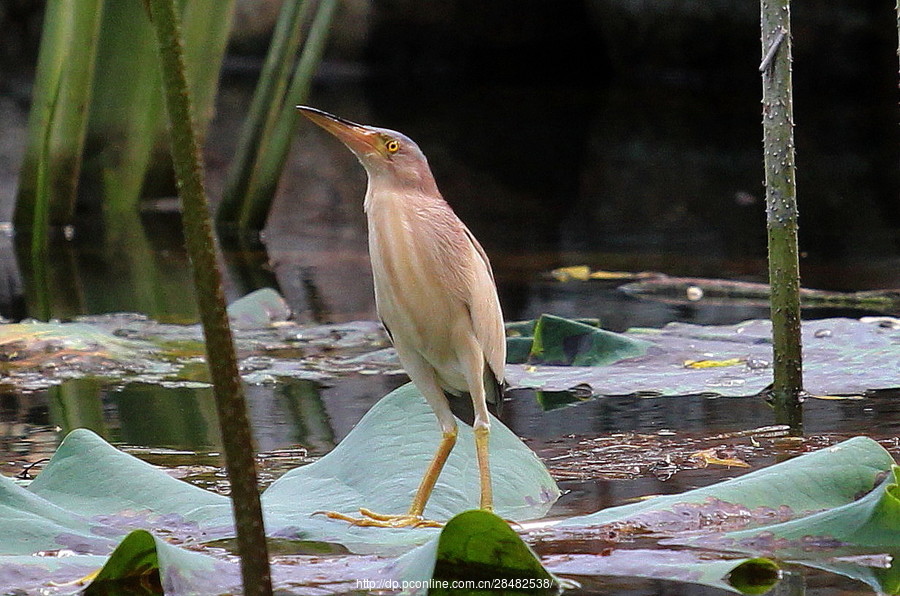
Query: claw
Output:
[[312, 508, 443, 528]]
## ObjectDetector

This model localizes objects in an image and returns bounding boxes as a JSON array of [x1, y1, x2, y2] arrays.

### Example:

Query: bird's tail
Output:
[[446, 365, 506, 424], [484, 365, 505, 419]]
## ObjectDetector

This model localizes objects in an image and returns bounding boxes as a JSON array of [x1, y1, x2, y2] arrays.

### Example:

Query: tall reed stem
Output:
[[13, 0, 104, 320], [14, 0, 103, 230], [217, 0, 313, 231], [218, 0, 338, 233]]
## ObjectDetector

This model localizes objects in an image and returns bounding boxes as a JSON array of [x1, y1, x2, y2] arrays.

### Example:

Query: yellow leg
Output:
[[474, 425, 493, 511], [314, 429, 457, 528], [408, 429, 458, 516]]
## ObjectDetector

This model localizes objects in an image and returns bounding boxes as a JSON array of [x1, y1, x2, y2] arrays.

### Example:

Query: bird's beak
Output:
[[296, 106, 380, 157]]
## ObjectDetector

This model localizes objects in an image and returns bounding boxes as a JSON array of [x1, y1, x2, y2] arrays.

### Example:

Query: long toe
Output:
[[313, 509, 443, 528]]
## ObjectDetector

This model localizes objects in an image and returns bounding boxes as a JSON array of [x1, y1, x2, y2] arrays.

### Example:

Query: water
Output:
[[3, 72, 899, 323], [4, 378, 900, 594], [1, 54, 899, 595]]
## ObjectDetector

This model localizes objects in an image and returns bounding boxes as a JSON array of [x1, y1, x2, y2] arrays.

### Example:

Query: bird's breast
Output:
[[366, 196, 470, 366]]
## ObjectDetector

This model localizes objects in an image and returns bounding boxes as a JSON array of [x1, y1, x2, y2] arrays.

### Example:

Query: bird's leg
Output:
[[407, 428, 458, 516], [315, 357, 457, 528], [315, 427, 456, 528], [465, 348, 494, 512], [474, 424, 492, 511]]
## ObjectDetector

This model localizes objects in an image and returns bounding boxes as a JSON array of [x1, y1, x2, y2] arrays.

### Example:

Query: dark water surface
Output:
[[2, 72, 899, 323], [1, 66, 899, 595], [4, 378, 900, 594]]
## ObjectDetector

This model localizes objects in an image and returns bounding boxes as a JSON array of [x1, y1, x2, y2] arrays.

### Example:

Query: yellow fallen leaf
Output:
[[588, 270, 643, 280], [549, 266, 650, 282], [683, 358, 745, 369], [550, 265, 591, 282], [691, 448, 751, 468]]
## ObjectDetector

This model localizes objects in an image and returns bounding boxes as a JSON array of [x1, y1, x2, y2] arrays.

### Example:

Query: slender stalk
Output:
[[14, 0, 103, 230], [760, 0, 803, 431], [235, 0, 339, 233], [217, 0, 313, 230], [146, 1, 272, 594]]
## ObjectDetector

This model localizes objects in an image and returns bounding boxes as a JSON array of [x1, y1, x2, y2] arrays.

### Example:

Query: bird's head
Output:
[[297, 106, 436, 192]]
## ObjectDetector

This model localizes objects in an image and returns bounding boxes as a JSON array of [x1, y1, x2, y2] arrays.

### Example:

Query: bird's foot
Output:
[[313, 507, 443, 528]]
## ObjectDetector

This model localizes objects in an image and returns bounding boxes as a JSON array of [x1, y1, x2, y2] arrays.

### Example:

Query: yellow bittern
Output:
[[298, 106, 506, 528]]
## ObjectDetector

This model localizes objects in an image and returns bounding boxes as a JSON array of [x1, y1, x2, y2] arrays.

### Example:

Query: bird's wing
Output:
[[379, 317, 394, 342], [462, 226, 507, 385]]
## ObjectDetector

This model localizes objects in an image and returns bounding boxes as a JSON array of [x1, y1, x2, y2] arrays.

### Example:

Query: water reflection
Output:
[[246, 379, 335, 454], [9, 376, 900, 472], [47, 378, 107, 439], [6, 216, 201, 324], [769, 569, 806, 596], [114, 384, 219, 449], [2, 74, 899, 325], [3, 371, 900, 595]]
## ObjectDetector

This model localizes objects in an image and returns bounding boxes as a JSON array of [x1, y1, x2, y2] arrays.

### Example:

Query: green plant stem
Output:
[[179, 0, 237, 127], [87, 0, 234, 216], [87, 0, 164, 216], [760, 0, 803, 432], [146, 1, 272, 594], [232, 0, 339, 233], [14, 0, 103, 230], [217, 0, 312, 230], [26, 80, 58, 321], [14, 0, 103, 313]]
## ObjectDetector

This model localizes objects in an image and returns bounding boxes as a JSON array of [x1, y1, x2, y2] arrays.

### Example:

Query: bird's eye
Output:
[[385, 139, 400, 153]]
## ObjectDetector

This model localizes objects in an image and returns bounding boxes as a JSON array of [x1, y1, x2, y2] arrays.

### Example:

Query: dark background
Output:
[[0, 0, 898, 326]]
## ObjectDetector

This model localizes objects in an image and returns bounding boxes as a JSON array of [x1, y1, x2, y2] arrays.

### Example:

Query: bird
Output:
[[297, 106, 506, 528]]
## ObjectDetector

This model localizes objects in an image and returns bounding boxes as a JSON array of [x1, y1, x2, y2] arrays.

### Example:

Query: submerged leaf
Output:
[[691, 448, 751, 468], [684, 358, 746, 369], [0, 322, 167, 368], [509, 318, 900, 397], [550, 265, 592, 282], [6, 315, 898, 396], [548, 266, 650, 282]]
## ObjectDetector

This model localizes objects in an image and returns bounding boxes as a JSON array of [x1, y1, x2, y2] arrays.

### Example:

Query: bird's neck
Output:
[[363, 170, 441, 214]]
